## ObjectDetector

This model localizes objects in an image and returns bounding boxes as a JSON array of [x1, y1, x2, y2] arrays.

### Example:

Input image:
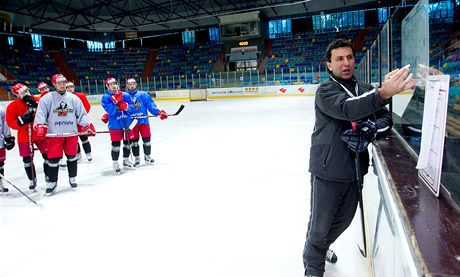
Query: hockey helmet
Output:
[[105, 77, 118, 90], [37, 82, 49, 91], [11, 83, 29, 98], [126, 78, 136, 84], [52, 74, 67, 86]]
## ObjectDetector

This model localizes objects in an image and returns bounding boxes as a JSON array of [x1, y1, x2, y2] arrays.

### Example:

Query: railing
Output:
[[75, 67, 329, 95]]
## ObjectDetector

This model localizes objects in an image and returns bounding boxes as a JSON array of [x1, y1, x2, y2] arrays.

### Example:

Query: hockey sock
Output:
[[111, 141, 121, 161], [142, 137, 151, 156], [23, 156, 36, 180], [80, 135, 91, 154], [122, 140, 130, 159], [42, 153, 50, 179], [0, 162, 4, 178], [130, 139, 140, 157], [47, 158, 60, 182], [66, 155, 78, 178]]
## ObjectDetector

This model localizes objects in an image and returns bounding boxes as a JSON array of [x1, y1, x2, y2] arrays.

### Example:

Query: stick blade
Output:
[[169, 104, 185, 116]]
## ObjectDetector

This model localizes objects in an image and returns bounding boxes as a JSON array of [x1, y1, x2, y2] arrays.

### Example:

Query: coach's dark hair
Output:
[[325, 39, 355, 63]]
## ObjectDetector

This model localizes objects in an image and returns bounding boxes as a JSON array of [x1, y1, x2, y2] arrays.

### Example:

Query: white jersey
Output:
[[0, 106, 12, 148], [34, 90, 89, 134]]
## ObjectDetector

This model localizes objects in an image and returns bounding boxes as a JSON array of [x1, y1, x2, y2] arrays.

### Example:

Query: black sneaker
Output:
[[326, 249, 337, 263]]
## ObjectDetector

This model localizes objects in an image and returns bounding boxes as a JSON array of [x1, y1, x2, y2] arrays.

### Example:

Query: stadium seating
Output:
[[63, 47, 148, 84], [0, 47, 58, 94], [152, 43, 223, 77]]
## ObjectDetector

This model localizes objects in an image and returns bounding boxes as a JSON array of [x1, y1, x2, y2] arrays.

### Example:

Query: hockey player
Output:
[[33, 74, 95, 193], [6, 83, 49, 190], [101, 77, 134, 174], [125, 78, 168, 166], [37, 82, 50, 98], [66, 81, 93, 162], [0, 106, 15, 192]]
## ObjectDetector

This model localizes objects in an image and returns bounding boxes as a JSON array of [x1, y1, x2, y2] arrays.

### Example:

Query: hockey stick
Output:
[[351, 121, 367, 258], [132, 104, 185, 119], [355, 152, 367, 258], [27, 123, 36, 186], [0, 172, 39, 206], [45, 119, 138, 138]]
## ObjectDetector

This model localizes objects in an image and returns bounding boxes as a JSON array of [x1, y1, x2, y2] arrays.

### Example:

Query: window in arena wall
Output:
[[429, 1, 454, 22], [378, 8, 389, 24], [105, 41, 115, 50], [313, 10, 364, 32], [209, 27, 220, 44], [87, 40, 103, 52], [31, 33, 42, 50], [182, 30, 195, 45], [268, 19, 291, 39]]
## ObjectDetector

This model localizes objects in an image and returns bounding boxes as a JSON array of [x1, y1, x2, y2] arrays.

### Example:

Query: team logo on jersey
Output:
[[54, 101, 73, 116], [132, 97, 143, 110]]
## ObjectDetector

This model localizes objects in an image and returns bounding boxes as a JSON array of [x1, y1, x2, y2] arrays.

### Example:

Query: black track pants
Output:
[[303, 175, 359, 277]]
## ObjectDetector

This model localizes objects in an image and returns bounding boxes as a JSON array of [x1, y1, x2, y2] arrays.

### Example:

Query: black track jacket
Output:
[[308, 74, 392, 182]]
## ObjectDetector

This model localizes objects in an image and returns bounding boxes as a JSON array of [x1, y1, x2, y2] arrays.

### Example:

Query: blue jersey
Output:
[[101, 90, 134, 130], [127, 90, 160, 125]]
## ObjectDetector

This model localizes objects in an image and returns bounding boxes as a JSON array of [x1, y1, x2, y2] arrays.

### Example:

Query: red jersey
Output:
[[74, 92, 91, 113], [6, 96, 40, 143]]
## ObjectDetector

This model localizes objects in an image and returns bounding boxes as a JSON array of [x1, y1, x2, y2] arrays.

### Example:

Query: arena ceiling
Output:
[[1, 0, 391, 34]]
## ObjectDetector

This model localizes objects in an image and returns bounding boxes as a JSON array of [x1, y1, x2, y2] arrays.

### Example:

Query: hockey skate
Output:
[[123, 158, 134, 168], [113, 161, 121, 174], [86, 153, 93, 162], [29, 178, 37, 190], [0, 180, 8, 192], [45, 182, 57, 194], [145, 155, 155, 165], [69, 177, 77, 188], [134, 156, 141, 167], [325, 249, 337, 263]]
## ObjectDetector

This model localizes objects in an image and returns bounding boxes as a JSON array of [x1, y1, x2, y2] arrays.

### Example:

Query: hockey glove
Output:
[[356, 121, 377, 142], [117, 101, 128, 111], [158, 110, 168, 120], [17, 110, 35, 126], [101, 113, 109, 124], [78, 123, 96, 136], [22, 95, 38, 108], [110, 92, 123, 104], [341, 121, 377, 153], [4, 136, 15, 150], [34, 124, 48, 140]]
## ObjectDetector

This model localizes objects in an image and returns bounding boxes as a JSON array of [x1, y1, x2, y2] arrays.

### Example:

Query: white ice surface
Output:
[[0, 96, 369, 277]]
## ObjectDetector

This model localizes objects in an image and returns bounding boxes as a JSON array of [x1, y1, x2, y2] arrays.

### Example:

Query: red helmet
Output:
[[37, 82, 49, 91], [105, 77, 118, 89], [51, 74, 67, 86], [126, 78, 136, 84], [11, 83, 29, 98]]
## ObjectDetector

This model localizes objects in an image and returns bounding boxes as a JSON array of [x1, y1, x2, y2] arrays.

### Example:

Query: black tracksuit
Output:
[[303, 74, 392, 276]]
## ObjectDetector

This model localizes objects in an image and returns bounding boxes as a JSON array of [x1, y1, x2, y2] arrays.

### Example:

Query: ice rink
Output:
[[0, 96, 369, 277]]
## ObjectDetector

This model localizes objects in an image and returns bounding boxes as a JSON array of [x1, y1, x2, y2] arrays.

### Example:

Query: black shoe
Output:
[[326, 249, 338, 263], [1, 187, 8, 192]]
